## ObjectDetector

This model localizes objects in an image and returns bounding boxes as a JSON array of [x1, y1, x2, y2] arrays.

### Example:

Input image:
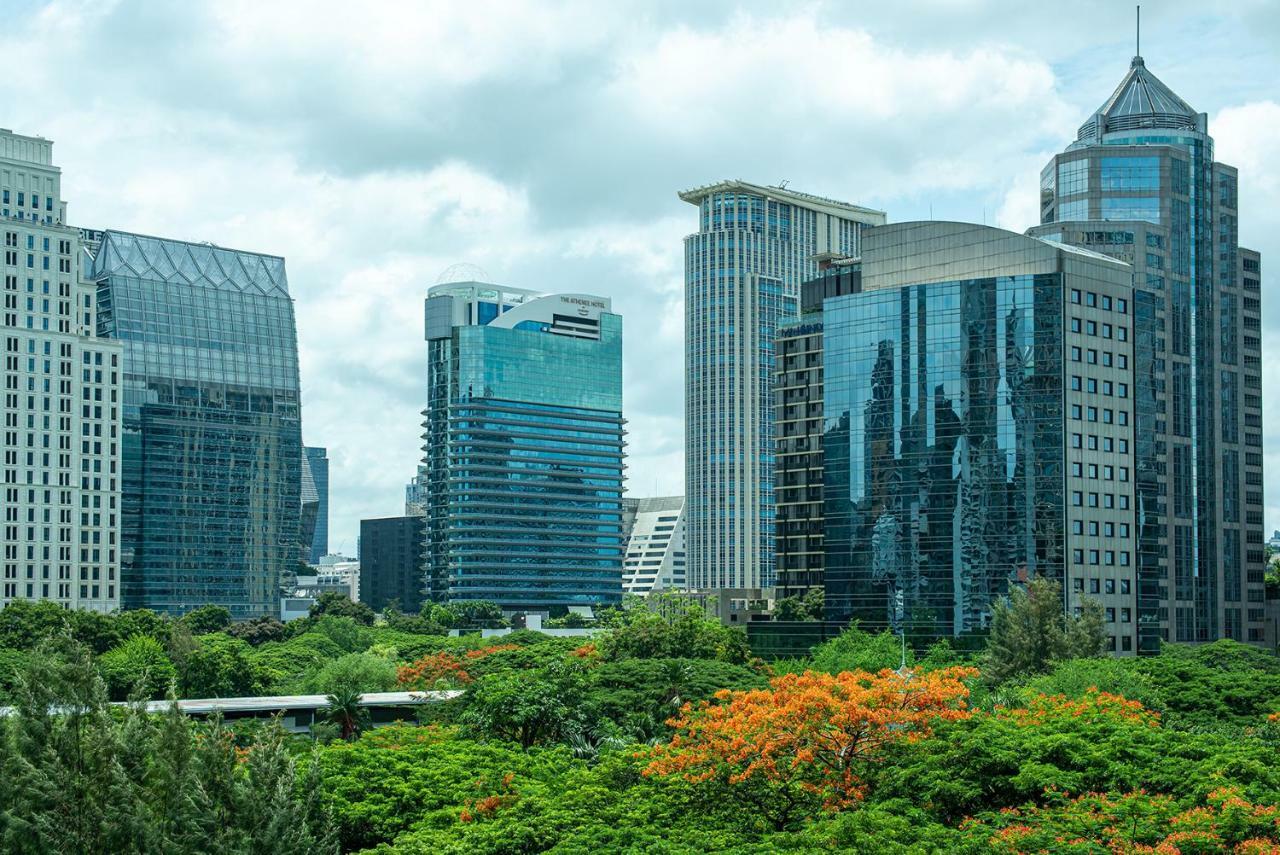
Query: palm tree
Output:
[[322, 688, 368, 741]]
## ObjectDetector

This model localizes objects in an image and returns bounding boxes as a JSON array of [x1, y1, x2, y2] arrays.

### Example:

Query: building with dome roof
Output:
[[1029, 54, 1265, 649]]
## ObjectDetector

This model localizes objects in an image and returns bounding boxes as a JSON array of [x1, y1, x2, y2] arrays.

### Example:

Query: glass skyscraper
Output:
[[821, 222, 1138, 649], [1029, 54, 1266, 648], [303, 445, 329, 563], [681, 181, 884, 592], [422, 282, 624, 610], [93, 231, 302, 620]]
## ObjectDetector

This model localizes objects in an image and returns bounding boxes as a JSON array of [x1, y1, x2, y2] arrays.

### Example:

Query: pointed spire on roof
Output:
[[1076, 55, 1202, 142]]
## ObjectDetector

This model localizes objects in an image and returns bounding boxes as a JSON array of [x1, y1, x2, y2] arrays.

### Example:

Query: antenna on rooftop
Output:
[[1136, 5, 1141, 56], [778, 179, 790, 189]]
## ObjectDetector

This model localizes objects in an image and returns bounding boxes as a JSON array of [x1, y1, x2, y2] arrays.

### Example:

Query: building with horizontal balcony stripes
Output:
[[422, 281, 624, 611]]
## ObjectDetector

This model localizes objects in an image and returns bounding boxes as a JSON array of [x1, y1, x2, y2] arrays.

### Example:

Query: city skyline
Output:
[[3, 3, 1278, 551]]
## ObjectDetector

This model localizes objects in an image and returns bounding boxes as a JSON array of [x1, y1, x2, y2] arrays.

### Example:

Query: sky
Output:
[[2, 0, 1279, 555]]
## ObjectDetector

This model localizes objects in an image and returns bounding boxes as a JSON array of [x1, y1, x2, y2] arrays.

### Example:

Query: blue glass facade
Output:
[[1032, 55, 1267, 648], [93, 231, 301, 620], [424, 285, 624, 609], [824, 274, 1067, 637], [304, 446, 329, 563]]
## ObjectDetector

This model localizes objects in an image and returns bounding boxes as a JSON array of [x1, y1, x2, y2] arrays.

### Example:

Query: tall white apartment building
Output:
[[621, 496, 686, 596], [1, 129, 122, 612], [680, 180, 884, 591]]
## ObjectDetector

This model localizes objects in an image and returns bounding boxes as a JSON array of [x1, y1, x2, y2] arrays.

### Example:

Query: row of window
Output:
[[1070, 316, 1129, 341], [1070, 346, 1127, 368], [1071, 548, 1132, 567], [1070, 404, 1130, 425], [1070, 376, 1129, 398], [1071, 491, 1131, 510], [0, 190, 54, 211], [1070, 461, 1131, 482], [1070, 289, 1128, 313]]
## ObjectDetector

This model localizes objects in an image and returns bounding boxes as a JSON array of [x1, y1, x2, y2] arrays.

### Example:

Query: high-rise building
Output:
[[774, 260, 863, 597], [404, 465, 428, 517], [303, 446, 329, 563], [422, 281, 624, 610], [817, 221, 1138, 651], [93, 231, 302, 620], [359, 515, 426, 613], [1028, 54, 1266, 648], [680, 181, 884, 592], [621, 496, 687, 596], [0, 129, 123, 612]]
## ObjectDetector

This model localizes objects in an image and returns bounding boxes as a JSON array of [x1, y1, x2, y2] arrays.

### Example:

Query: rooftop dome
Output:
[[1077, 56, 1201, 142]]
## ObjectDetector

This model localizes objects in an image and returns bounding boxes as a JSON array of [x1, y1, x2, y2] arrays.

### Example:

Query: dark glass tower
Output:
[[821, 222, 1137, 649], [1029, 55, 1266, 648], [422, 282, 624, 610], [93, 231, 302, 620]]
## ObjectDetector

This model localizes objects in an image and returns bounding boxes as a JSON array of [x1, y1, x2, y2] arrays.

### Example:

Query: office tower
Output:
[[93, 231, 302, 620], [818, 221, 1139, 652], [303, 446, 329, 562], [1028, 54, 1266, 648], [422, 281, 624, 610], [0, 128, 123, 612], [404, 465, 428, 516], [621, 496, 687, 595], [774, 260, 863, 598], [300, 450, 319, 562], [681, 180, 885, 592], [358, 515, 427, 612]]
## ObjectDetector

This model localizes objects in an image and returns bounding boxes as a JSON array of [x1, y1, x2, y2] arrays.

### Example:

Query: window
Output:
[[1058, 158, 1089, 195], [1101, 196, 1160, 224]]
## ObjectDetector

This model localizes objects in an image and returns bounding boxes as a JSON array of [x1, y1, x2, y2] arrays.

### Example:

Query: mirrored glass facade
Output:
[[303, 446, 329, 563], [824, 274, 1065, 637], [423, 284, 624, 610], [1032, 54, 1266, 648], [93, 231, 301, 620]]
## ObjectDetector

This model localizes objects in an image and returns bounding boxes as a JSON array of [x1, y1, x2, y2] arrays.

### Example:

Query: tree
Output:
[[982, 577, 1105, 685], [305, 653, 398, 696], [599, 602, 751, 664], [773, 588, 825, 622], [645, 666, 978, 830], [308, 592, 375, 626], [452, 600, 508, 629], [225, 615, 287, 646], [97, 634, 177, 701], [461, 661, 591, 750], [171, 631, 261, 698], [324, 688, 369, 742], [178, 604, 232, 635]]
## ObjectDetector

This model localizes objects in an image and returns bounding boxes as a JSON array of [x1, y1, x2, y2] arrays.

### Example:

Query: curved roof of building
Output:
[[1078, 56, 1200, 140]]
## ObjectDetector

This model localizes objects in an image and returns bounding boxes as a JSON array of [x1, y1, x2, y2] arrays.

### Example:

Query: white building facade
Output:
[[1, 129, 122, 612], [681, 180, 884, 591], [621, 496, 686, 595]]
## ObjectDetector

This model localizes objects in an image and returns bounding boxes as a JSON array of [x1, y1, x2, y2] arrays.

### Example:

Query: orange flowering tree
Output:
[[397, 644, 523, 690], [644, 666, 977, 830], [961, 786, 1280, 853]]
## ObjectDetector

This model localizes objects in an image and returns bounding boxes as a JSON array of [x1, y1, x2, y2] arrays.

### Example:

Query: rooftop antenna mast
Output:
[[1136, 5, 1141, 56]]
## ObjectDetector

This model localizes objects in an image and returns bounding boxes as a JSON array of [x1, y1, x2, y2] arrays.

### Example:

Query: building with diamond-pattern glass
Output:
[[681, 181, 884, 592], [0, 128, 123, 612], [93, 230, 302, 619], [422, 282, 624, 610], [1029, 54, 1266, 648]]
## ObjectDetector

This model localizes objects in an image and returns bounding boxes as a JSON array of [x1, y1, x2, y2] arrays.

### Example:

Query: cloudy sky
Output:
[[3, 0, 1278, 554]]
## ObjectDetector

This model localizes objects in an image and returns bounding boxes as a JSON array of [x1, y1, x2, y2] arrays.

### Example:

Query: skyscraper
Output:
[[621, 496, 687, 595], [1029, 54, 1266, 648], [681, 181, 885, 592], [422, 281, 624, 610], [93, 231, 302, 620], [819, 221, 1137, 650], [303, 445, 329, 563], [0, 129, 123, 612]]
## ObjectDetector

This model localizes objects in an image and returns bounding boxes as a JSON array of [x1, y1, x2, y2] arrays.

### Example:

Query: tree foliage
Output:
[[645, 666, 978, 829], [983, 577, 1106, 684]]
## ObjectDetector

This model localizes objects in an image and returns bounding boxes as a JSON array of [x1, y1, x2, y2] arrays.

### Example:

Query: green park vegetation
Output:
[[0, 578, 1278, 853]]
